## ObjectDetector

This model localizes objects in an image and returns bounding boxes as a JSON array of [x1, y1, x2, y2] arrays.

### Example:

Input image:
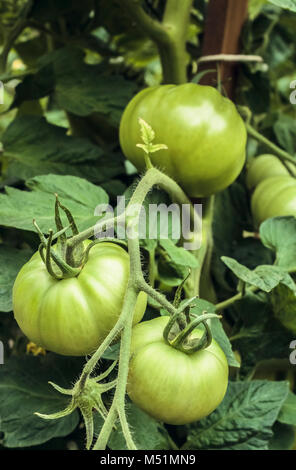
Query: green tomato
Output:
[[246, 154, 296, 190], [119, 84, 247, 197], [251, 175, 296, 227], [127, 316, 229, 425], [12, 242, 147, 356]]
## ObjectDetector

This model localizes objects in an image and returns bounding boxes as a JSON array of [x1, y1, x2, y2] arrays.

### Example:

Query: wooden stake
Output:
[[198, 0, 249, 98]]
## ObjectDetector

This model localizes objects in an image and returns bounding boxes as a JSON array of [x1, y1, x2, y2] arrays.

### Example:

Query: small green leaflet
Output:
[[260, 216, 296, 270], [159, 239, 198, 269], [138, 118, 155, 145], [136, 118, 168, 155], [221, 256, 296, 293], [268, 0, 296, 11]]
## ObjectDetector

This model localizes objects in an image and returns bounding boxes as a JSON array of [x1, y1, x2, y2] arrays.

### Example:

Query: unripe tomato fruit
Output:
[[119, 84, 247, 197], [251, 176, 296, 227], [246, 154, 296, 191], [12, 242, 147, 356], [127, 316, 229, 425]]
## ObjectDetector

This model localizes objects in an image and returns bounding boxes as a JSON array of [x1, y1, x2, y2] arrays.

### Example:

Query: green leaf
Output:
[[10, 64, 54, 107], [31, 47, 137, 126], [274, 115, 296, 154], [278, 391, 296, 425], [148, 144, 168, 153], [268, 0, 296, 12], [260, 216, 296, 270], [157, 257, 188, 287], [138, 118, 155, 145], [26, 173, 109, 209], [255, 265, 295, 291], [0, 355, 82, 448], [1, 115, 124, 184], [212, 182, 254, 294], [0, 245, 33, 312], [0, 174, 109, 233], [183, 381, 289, 450], [221, 256, 295, 292], [136, 118, 168, 156], [159, 239, 198, 269], [156, 238, 197, 288], [102, 342, 120, 361], [248, 0, 269, 20]]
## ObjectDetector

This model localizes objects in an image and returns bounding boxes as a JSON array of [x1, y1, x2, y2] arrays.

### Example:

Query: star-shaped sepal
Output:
[[35, 362, 117, 449]]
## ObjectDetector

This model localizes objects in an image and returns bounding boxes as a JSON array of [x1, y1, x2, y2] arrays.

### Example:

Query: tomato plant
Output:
[[120, 84, 247, 197], [1, 0, 296, 455], [127, 316, 228, 425], [12, 242, 147, 356]]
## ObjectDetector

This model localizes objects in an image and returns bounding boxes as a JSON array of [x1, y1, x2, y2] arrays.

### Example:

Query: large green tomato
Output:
[[127, 316, 229, 425], [246, 154, 296, 190], [251, 175, 296, 226], [119, 84, 247, 197], [12, 242, 147, 356]]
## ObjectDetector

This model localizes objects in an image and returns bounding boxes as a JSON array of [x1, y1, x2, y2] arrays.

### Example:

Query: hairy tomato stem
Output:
[[124, 0, 193, 84], [198, 196, 217, 303], [72, 165, 205, 449], [246, 123, 296, 166]]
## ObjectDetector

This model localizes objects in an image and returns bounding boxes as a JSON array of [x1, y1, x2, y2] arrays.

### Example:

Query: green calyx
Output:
[[35, 361, 117, 450], [161, 271, 222, 354], [33, 195, 85, 280], [163, 301, 221, 354]]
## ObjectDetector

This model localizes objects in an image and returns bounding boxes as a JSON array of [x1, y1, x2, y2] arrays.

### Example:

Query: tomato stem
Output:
[[188, 196, 217, 302], [124, 0, 193, 84], [246, 123, 296, 167]]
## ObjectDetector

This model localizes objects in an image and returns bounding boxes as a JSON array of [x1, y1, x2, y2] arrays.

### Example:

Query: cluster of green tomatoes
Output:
[[12, 83, 256, 425], [247, 154, 296, 227]]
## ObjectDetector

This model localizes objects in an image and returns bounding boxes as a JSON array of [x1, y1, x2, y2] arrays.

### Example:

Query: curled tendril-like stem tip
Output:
[[165, 311, 222, 354]]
